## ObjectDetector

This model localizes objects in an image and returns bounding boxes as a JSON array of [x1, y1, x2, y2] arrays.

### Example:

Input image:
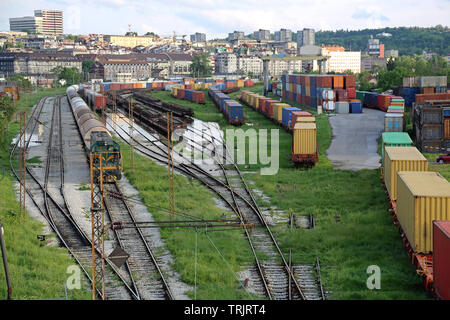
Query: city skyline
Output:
[[1, 0, 449, 39]]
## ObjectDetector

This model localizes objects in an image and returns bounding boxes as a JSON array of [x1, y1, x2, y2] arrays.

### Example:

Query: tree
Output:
[[189, 53, 213, 77], [144, 31, 159, 38], [51, 66, 82, 86], [0, 95, 14, 143], [6, 75, 31, 89]]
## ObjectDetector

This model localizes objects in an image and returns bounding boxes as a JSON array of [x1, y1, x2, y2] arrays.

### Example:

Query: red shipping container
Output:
[[321, 75, 333, 88], [296, 94, 301, 104], [177, 89, 185, 99], [193, 91, 205, 103], [94, 94, 106, 108], [292, 111, 312, 124], [335, 88, 347, 101], [433, 221, 450, 300], [305, 96, 310, 106], [110, 83, 121, 91], [259, 97, 271, 111], [346, 87, 356, 99], [377, 94, 393, 112], [289, 92, 294, 102], [415, 93, 450, 103], [344, 75, 356, 88]]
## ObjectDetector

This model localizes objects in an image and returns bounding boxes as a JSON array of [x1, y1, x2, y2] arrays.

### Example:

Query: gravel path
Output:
[[326, 108, 385, 170]]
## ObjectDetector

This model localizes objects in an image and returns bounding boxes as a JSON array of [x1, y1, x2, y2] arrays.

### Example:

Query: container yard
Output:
[[1, 72, 449, 305]]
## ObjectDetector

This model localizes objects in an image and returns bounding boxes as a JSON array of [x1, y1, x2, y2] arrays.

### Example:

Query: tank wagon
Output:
[[66, 85, 122, 182]]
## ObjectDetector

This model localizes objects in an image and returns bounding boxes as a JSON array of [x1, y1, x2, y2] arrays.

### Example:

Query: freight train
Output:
[[66, 85, 122, 182], [380, 131, 450, 300], [208, 85, 244, 125], [239, 90, 318, 167]]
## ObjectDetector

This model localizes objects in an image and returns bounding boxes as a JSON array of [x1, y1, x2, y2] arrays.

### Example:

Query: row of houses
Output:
[[0, 52, 193, 82]]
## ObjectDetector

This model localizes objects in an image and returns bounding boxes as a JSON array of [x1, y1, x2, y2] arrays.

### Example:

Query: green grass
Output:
[[0, 87, 91, 300], [149, 84, 430, 300], [118, 141, 261, 300]]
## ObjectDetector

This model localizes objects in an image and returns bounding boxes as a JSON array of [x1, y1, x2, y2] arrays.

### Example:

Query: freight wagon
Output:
[[66, 85, 122, 182], [239, 90, 318, 168], [208, 85, 244, 125], [379, 133, 450, 298]]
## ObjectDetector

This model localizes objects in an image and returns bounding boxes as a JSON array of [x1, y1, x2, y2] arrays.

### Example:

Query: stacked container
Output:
[[281, 74, 355, 112], [381, 132, 414, 166], [383, 147, 428, 201]]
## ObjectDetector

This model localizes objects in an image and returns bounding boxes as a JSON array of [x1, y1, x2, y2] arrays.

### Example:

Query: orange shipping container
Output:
[[444, 118, 450, 139]]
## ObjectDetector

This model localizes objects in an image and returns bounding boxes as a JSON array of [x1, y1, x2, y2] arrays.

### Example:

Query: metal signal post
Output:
[[90, 153, 105, 300], [90, 152, 122, 300]]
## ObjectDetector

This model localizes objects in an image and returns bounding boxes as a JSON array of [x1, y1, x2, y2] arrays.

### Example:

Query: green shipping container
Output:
[[381, 132, 414, 166], [356, 90, 369, 103]]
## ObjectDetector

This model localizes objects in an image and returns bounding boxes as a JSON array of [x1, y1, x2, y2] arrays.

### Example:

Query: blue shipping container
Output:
[[282, 107, 301, 128], [349, 101, 363, 113]]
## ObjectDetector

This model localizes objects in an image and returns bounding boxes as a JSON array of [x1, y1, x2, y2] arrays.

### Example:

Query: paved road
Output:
[[326, 108, 385, 171]]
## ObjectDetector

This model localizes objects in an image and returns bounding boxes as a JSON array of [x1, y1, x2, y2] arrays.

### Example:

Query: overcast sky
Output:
[[2, 0, 449, 39]]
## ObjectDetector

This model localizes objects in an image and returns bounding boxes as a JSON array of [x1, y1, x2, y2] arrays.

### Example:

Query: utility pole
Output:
[[167, 112, 174, 219], [128, 97, 134, 172], [19, 111, 26, 222]]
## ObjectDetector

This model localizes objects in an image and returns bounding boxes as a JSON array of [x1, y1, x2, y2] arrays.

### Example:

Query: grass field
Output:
[[0, 87, 91, 300], [148, 85, 430, 300], [118, 140, 259, 300]]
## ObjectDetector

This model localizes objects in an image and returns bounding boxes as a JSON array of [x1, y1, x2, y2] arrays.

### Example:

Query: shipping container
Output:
[[335, 101, 349, 114], [384, 147, 428, 201], [444, 118, 450, 140], [384, 113, 404, 132], [349, 101, 362, 113], [433, 221, 450, 300], [396, 171, 450, 253], [292, 111, 312, 124], [418, 76, 447, 88], [282, 107, 301, 128], [273, 103, 290, 123], [381, 132, 414, 166], [292, 123, 317, 154]]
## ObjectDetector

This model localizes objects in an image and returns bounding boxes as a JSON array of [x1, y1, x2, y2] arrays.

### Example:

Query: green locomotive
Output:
[[90, 131, 122, 182]]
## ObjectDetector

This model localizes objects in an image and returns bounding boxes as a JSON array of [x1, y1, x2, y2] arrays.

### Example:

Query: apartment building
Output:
[[34, 10, 63, 35], [9, 10, 63, 35], [9, 16, 43, 34], [237, 56, 263, 75], [215, 52, 237, 74], [253, 29, 270, 41], [274, 29, 292, 42], [324, 51, 361, 74], [227, 31, 245, 42], [190, 33, 206, 42], [104, 35, 155, 48], [0, 52, 81, 77], [297, 28, 315, 48], [103, 61, 152, 81]]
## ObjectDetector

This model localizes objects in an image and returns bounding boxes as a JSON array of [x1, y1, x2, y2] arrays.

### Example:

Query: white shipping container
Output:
[[335, 101, 349, 114]]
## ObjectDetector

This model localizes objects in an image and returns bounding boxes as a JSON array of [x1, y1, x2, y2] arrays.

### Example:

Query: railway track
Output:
[[106, 110, 326, 300], [103, 182, 173, 300], [10, 96, 139, 300]]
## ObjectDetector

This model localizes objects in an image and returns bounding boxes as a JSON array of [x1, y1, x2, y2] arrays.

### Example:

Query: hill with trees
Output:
[[315, 25, 449, 56]]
